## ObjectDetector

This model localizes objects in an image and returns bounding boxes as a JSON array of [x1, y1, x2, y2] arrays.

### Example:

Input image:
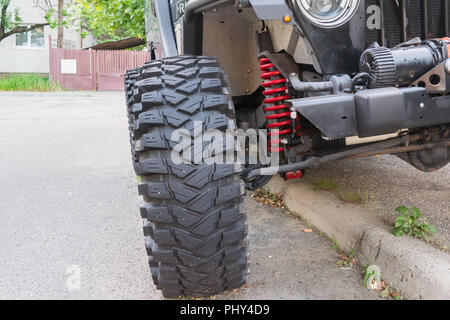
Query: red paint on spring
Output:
[[259, 57, 292, 152]]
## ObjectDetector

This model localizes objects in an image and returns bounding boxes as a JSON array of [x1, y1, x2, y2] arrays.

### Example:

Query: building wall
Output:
[[0, 0, 96, 74]]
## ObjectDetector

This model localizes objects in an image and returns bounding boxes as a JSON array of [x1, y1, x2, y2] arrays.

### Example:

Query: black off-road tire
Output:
[[125, 68, 141, 170], [125, 55, 249, 298]]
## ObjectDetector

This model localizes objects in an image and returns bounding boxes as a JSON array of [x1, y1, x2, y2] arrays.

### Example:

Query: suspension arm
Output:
[[246, 133, 450, 179]]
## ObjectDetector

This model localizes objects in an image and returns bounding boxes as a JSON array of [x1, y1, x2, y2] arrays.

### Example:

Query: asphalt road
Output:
[[0, 91, 380, 299]]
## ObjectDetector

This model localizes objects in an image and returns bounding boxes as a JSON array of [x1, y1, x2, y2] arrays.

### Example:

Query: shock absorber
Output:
[[259, 57, 303, 180], [259, 57, 292, 153]]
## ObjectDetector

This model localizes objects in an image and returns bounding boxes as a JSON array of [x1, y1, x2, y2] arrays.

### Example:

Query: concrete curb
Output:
[[267, 175, 450, 300]]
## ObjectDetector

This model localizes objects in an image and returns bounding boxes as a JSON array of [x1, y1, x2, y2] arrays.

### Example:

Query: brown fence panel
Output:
[[49, 36, 150, 91], [55, 49, 94, 90], [96, 50, 149, 91]]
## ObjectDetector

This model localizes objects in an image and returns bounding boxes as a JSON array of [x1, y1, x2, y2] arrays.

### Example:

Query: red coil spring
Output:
[[259, 57, 292, 153]]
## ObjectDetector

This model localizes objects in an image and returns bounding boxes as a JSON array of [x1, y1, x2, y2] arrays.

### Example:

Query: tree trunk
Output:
[[57, 0, 64, 48]]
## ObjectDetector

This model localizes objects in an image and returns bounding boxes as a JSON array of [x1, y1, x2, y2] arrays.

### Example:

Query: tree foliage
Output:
[[75, 0, 145, 42], [1, 0, 146, 44], [0, 0, 49, 42], [34, 0, 68, 48]]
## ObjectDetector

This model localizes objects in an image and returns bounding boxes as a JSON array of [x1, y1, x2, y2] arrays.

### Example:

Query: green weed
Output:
[[393, 206, 436, 239]]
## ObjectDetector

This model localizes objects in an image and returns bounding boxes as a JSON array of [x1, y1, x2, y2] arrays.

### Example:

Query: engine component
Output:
[[411, 60, 450, 94], [312, 135, 346, 150], [360, 39, 449, 88], [445, 59, 450, 74], [259, 57, 293, 153], [359, 47, 396, 88], [289, 73, 351, 93]]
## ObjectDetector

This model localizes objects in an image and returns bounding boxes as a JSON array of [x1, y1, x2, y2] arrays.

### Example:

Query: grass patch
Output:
[[312, 178, 371, 205], [312, 178, 340, 192], [331, 236, 357, 268], [339, 190, 371, 205], [0, 74, 60, 91]]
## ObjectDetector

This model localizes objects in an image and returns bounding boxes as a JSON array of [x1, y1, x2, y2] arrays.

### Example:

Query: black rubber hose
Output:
[[288, 73, 334, 92]]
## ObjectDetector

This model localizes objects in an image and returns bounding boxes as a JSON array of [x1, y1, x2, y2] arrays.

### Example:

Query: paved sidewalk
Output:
[[303, 155, 450, 248]]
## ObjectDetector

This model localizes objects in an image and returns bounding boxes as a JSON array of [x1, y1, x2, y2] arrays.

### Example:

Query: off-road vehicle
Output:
[[125, 0, 450, 298]]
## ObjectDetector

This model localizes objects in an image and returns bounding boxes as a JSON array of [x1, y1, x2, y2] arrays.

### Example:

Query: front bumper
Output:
[[287, 87, 450, 139]]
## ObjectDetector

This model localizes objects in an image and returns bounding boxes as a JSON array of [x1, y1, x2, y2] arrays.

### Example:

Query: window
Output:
[[15, 26, 45, 48], [52, 39, 76, 49], [15, 27, 28, 46]]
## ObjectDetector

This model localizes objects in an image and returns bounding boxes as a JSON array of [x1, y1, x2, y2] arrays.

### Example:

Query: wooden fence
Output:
[[49, 37, 149, 91]]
